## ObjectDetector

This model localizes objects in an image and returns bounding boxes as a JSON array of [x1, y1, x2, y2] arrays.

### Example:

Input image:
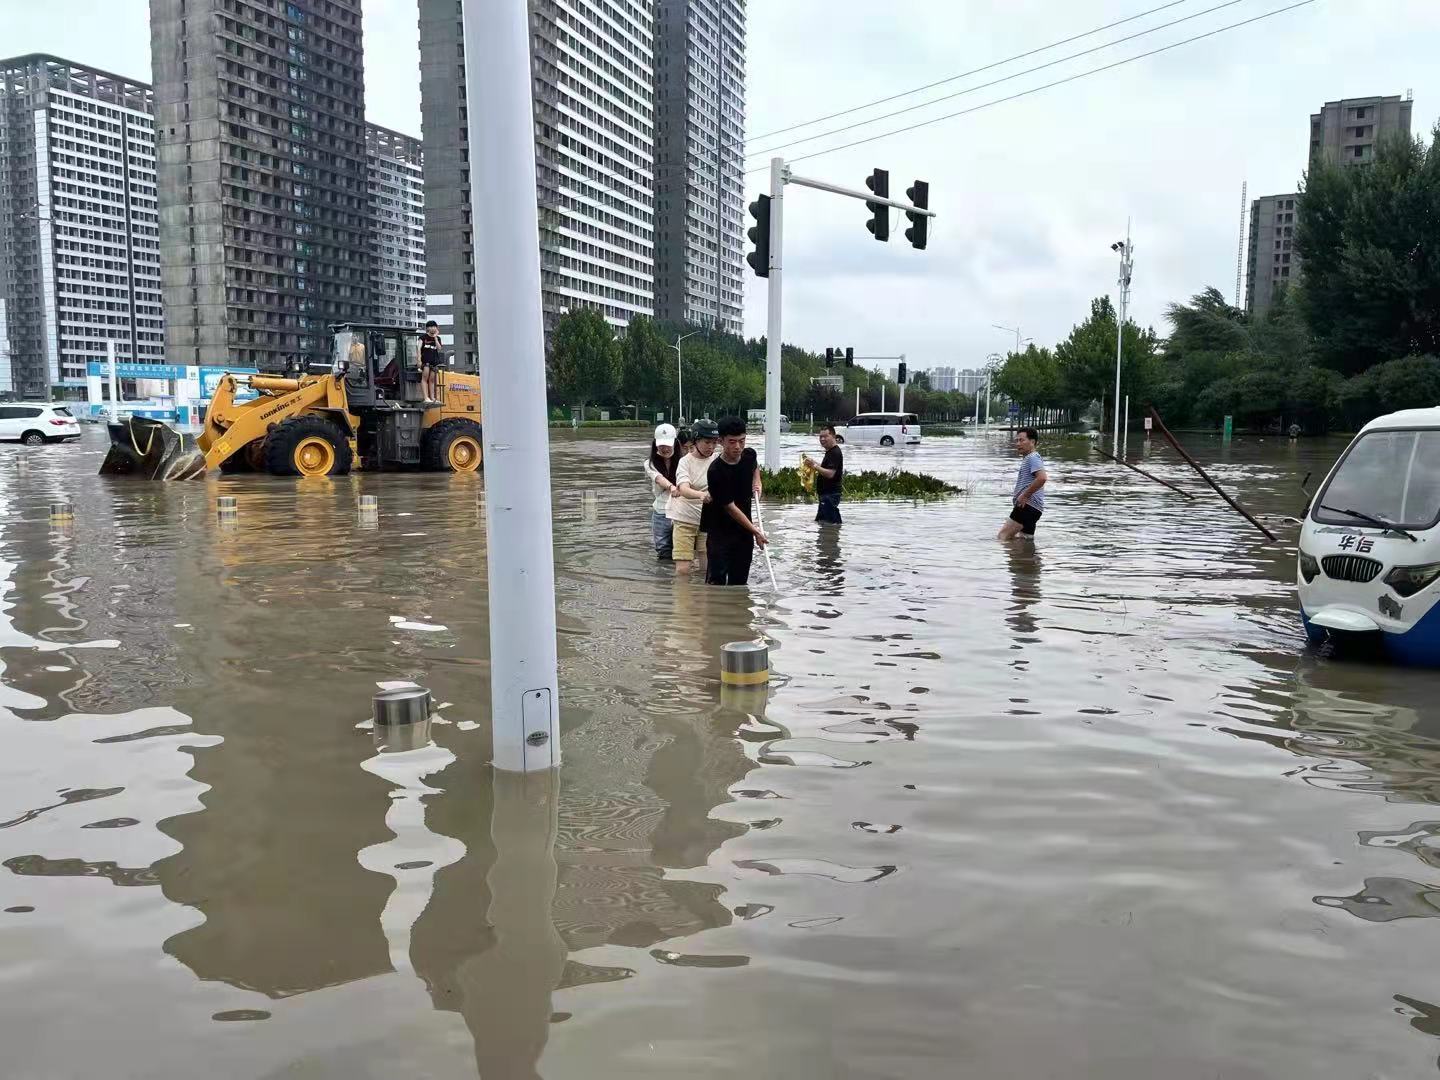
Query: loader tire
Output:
[[264, 416, 353, 478], [421, 418, 483, 474]]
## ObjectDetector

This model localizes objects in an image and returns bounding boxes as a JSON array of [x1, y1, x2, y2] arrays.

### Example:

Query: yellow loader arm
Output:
[[197, 373, 352, 471]]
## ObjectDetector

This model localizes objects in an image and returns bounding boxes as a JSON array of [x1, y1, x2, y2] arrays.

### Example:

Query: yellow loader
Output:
[[99, 324, 484, 479]]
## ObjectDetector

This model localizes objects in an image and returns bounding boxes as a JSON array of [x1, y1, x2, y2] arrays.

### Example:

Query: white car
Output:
[[0, 403, 82, 445], [842, 412, 921, 447]]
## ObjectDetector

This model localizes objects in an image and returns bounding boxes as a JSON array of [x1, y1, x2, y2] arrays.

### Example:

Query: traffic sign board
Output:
[[811, 375, 844, 391], [1008, 404, 1020, 416]]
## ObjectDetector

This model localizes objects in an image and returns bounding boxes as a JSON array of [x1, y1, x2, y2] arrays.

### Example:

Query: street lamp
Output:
[[671, 330, 702, 424], [983, 352, 1003, 426], [1110, 225, 1134, 455]]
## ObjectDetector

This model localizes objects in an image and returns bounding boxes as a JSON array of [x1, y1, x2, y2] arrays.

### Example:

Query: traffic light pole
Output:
[[764, 158, 785, 472], [760, 160, 936, 472]]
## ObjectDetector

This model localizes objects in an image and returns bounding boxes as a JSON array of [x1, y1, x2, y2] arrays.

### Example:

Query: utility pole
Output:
[[463, 0, 559, 772], [1111, 222, 1134, 457], [753, 158, 936, 471]]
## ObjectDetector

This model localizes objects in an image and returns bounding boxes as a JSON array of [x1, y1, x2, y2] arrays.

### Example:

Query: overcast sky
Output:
[[5, 0, 1437, 371]]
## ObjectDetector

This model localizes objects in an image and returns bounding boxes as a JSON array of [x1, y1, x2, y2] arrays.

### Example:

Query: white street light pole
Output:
[[106, 339, 120, 421], [463, 0, 559, 772], [671, 330, 701, 424], [1112, 221, 1134, 456]]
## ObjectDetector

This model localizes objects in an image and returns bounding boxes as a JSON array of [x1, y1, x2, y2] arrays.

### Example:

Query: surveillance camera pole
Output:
[[463, 0, 559, 772], [1112, 220, 1134, 457]]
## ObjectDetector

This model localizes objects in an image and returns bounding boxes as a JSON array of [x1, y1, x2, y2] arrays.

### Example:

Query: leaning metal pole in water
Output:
[[1147, 406, 1279, 543], [462, 0, 560, 771]]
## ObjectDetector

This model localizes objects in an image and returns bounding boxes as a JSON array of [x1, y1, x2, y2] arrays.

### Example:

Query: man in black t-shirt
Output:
[[804, 424, 844, 525], [705, 415, 767, 586]]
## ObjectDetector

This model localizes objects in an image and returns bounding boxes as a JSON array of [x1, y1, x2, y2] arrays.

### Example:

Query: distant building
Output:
[[150, 0, 371, 371], [927, 366, 958, 391], [954, 368, 988, 396], [420, 0, 656, 370], [0, 55, 163, 398], [1247, 94, 1414, 318], [365, 124, 424, 329], [654, 0, 746, 336], [1310, 94, 1413, 168], [1245, 193, 1300, 318]]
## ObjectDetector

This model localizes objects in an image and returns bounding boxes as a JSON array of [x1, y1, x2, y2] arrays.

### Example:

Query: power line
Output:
[[745, 0, 1196, 148], [651, 0, 1231, 172], [744, 0, 1253, 161], [748, 0, 1317, 174]]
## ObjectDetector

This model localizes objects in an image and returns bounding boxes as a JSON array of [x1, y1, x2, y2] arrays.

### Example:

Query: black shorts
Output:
[[1009, 504, 1043, 534]]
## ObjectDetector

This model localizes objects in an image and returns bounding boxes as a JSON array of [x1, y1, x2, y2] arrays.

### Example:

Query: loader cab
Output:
[[331, 323, 422, 408]]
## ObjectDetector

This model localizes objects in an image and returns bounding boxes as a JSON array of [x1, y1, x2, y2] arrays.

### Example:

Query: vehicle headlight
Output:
[[1298, 551, 1320, 583], [1383, 562, 1440, 598]]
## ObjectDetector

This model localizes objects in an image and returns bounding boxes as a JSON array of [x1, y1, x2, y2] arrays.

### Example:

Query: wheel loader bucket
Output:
[[98, 417, 208, 481]]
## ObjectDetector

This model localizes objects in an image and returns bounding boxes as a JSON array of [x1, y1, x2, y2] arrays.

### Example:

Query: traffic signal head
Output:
[[898, 362, 908, 385], [865, 168, 889, 243], [747, 194, 772, 278], [904, 180, 929, 251], [845, 347, 854, 367], [825, 348, 835, 367]]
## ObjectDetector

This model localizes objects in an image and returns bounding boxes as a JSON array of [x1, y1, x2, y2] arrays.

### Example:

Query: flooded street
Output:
[[4, 426, 1440, 1078]]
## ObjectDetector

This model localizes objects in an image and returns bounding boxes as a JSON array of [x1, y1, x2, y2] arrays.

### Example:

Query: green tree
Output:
[[550, 308, 620, 408], [994, 344, 1061, 410], [618, 315, 670, 410], [1055, 296, 1159, 424], [1297, 124, 1440, 373]]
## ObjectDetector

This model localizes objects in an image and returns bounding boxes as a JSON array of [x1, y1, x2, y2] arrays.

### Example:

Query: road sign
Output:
[[1008, 404, 1020, 416], [1143, 416, 1153, 431], [811, 375, 843, 391]]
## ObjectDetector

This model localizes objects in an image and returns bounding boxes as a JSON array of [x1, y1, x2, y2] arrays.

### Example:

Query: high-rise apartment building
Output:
[[365, 123, 424, 329], [149, 0, 370, 371], [0, 55, 163, 398], [1310, 94, 1413, 168], [419, 0, 656, 370], [1247, 94, 1414, 317], [1245, 193, 1300, 318], [653, 0, 745, 335]]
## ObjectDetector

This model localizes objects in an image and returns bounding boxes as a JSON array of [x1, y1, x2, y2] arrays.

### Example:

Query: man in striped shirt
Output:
[[998, 427, 1048, 541]]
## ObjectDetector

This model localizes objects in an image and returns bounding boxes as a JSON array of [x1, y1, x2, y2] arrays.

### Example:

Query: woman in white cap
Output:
[[644, 423, 681, 560]]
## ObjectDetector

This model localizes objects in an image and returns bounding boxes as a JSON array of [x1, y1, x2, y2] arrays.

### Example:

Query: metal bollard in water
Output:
[[216, 495, 237, 511], [581, 490, 598, 524], [372, 685, 433, 752], [358, 494, 377, 509], [49, 500, 73, 521], [720, 641, 769, 686]]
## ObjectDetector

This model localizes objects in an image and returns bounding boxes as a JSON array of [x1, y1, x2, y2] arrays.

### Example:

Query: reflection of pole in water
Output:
[[357, 733, 464, 982], [467, 770, 566, 1078]]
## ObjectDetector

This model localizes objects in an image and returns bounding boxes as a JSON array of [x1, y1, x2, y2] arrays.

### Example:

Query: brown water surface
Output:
[[2, 427, 1439, 1078]]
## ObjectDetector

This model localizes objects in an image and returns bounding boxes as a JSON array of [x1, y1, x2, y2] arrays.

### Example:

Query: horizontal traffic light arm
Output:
[[785, 171, 937, 218]]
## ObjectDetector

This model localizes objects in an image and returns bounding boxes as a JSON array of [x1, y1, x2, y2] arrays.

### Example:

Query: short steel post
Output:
[[372, 686, 434, 753]]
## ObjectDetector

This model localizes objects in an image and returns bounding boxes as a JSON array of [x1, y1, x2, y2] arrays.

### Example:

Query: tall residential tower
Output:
[[149, 0, 370, 371], [1246, 93, 1414, 317], [365, 123, 425, 329], [654, 0, 746, 335], [419, 0, 655, 369], [0, 55, 163, 397]]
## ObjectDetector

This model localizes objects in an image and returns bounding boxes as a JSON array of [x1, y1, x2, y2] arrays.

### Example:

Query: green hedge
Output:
[[763, 466, 960, 502], [548, 419, 651, 428]]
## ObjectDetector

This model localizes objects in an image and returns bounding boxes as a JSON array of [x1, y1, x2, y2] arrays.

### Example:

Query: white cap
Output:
[[654, 423, 677, 448]]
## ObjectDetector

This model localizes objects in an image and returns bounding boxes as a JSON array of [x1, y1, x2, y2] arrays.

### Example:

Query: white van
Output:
[[842, 412, 921, 447], [0, 403, 81, 445], [1297, 407, 1440, 664]]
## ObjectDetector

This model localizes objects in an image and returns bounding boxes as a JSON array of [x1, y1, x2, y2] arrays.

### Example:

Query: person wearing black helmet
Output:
[[667, 418, 719, 576]]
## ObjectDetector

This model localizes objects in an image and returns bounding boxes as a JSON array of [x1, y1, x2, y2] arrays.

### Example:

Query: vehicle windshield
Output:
[[1314, 429, 1440, 530]]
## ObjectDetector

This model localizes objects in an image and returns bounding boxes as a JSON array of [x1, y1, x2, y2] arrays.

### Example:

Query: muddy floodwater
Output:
[[4, 426, 1440, 1078]]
